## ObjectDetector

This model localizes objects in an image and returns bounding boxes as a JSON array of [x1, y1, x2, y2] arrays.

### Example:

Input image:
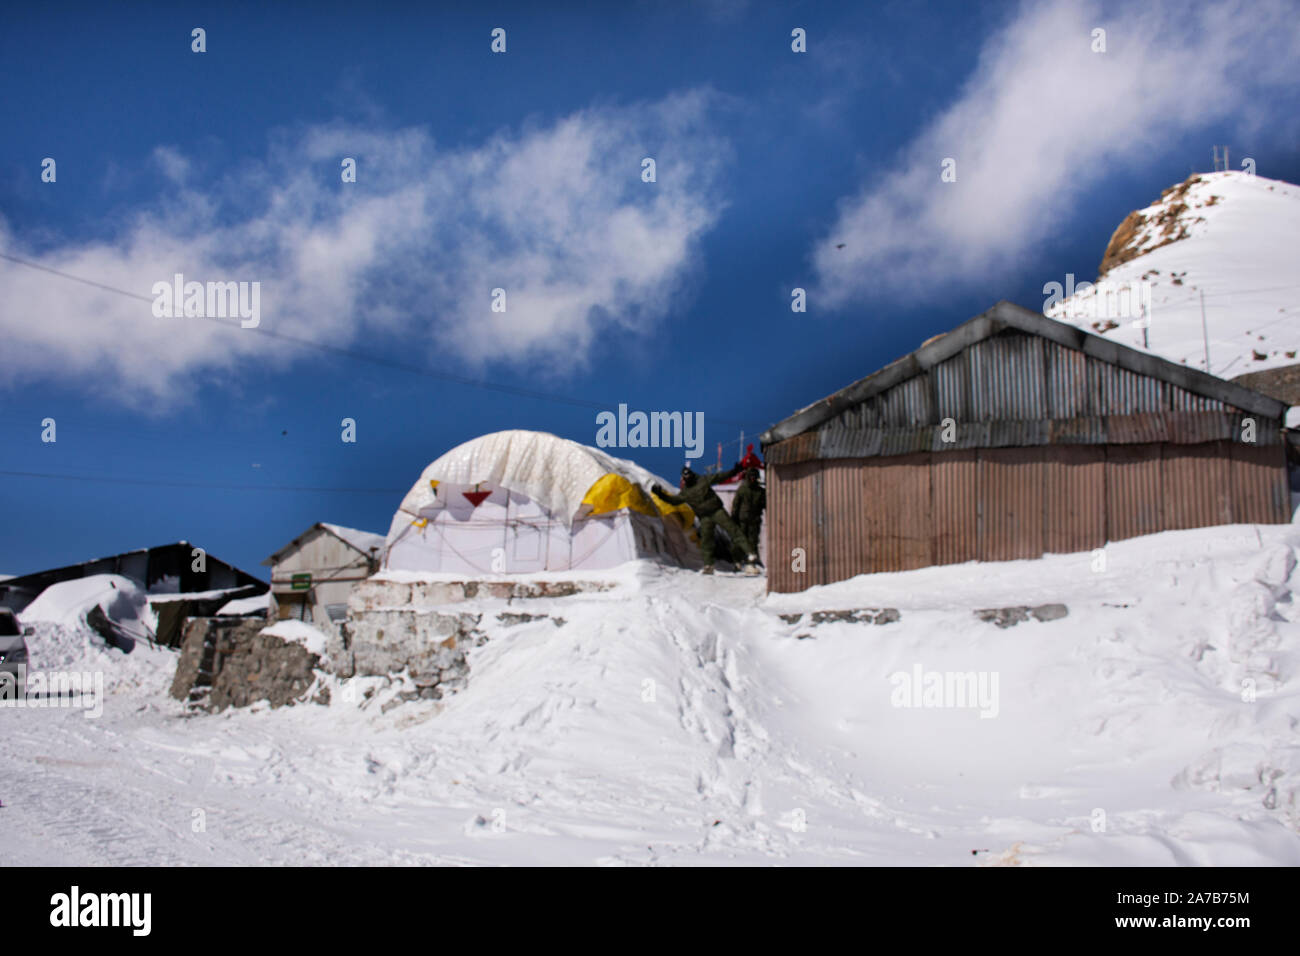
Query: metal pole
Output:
[[1200, 289, 1210, 372]]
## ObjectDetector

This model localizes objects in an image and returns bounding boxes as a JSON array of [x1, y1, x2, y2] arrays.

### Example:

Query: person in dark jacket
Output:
[[730, 467, 765, 565], [652, 465, 757, 573]]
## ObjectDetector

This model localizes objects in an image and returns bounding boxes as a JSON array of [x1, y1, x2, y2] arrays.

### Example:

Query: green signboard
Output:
[[290, 572, 312, 591]]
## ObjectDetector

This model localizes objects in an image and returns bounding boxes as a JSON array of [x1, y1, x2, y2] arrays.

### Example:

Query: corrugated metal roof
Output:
[[761, 301, 1288, 447]]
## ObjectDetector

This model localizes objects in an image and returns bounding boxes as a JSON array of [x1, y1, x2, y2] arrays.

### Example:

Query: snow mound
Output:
[[262, 619, 329, 657], [4, 522, 1300, 865], [218, 593, 270, 616], [22, 573, 156, 641]]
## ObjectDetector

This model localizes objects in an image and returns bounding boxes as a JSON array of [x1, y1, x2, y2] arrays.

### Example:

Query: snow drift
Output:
[[3, 512, 1299, 865]]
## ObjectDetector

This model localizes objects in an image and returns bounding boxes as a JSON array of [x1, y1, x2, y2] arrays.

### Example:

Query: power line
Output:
[[0, 251, 770, 430], [0, 468, 405, 495]]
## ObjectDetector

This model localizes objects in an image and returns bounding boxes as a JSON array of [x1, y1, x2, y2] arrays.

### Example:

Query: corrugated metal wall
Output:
[[1104, 444, 1162, 543], [863, 453, 931, 573], [978, 447, 1044, 561], [1231, 442, 1292, 523], [765, 328, 1292, 592], [1162, 442, 1231, 531], [931, 449, 978, 567], [767, 441, 1292, 593]]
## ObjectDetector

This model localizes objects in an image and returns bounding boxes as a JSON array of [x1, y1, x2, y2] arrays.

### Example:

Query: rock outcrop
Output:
[[170, 617, 325, 711]]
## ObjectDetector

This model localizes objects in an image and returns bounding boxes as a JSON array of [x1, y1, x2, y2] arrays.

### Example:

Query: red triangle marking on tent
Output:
[[462, 490, 491, 507]]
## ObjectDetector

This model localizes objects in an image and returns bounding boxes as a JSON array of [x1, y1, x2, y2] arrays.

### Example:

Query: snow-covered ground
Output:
[[1047, 171, 1300, 386], [3, 514, 1299, 866]]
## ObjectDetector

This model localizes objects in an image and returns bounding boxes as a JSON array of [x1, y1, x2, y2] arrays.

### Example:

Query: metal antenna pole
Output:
[[1200, 289, 1211, 372]]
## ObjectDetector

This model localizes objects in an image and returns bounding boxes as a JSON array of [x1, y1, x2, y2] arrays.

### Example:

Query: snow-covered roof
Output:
[[148, 586, 258, 603], [21, 573, 155, 640], [265, 522, 387, 565], [320, 523, 386, 557], [393, 430, 674, 532], [218, 592, 271, 616]]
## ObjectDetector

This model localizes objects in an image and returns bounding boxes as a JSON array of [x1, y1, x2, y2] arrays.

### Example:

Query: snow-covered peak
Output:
[[1046, 171, 1300, 383]]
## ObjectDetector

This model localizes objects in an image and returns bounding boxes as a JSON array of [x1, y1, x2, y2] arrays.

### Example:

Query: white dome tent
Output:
[[385, 430, 700, 574]]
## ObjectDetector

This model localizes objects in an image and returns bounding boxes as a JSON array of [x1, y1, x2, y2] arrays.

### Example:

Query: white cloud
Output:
[[0, 92, 727, 404], [811, 0, 1300, 306], [151, 146, 191, 184]]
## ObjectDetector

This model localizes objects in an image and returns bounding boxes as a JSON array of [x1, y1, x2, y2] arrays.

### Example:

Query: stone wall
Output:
[[337, 606, 485, 698], [334, 577, 609, 701], [170, 617, 325, 712]]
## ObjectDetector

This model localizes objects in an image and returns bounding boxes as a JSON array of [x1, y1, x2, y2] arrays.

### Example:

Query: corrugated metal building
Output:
[[760, 301, 1292, 593], [0, 541, 266, 615]]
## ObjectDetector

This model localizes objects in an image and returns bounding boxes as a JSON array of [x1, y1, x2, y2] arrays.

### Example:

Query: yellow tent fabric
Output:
[[581, 474, 697, 537], [581, 473, 659, 518]]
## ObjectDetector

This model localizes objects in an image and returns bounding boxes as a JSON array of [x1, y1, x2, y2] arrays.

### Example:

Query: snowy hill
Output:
[[2, 516, 1299, 865], [1046, 172, 1300, 396]]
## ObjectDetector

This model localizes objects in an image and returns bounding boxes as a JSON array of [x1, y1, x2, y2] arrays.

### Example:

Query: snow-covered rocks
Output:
[[1048, 171, 1300, 379], [974, 604, 1069, 628], [1253, 543, 1297, 592], [170, 617, 329, 712]]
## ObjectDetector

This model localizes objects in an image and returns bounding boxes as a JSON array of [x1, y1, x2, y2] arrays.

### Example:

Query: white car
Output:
[[0, 608, 30, 695]]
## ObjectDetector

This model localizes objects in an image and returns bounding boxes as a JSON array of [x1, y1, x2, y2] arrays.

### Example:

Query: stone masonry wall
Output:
[[171, 617, 325, 712]]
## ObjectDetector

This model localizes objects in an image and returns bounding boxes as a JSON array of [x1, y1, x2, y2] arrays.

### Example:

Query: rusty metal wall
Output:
[[978, 447, 1044, 561], [819, 459, 868, 583], [1105, 443, 1163, 542], [766, 458, 824, 592], [1044, 445, 1106, 555], [1230, 442, 1291, 524], [1162, 442, 1232, 530], [863, 453, 932, 573], [767, 440, 1293, 593], [931, 449, 979, 566]]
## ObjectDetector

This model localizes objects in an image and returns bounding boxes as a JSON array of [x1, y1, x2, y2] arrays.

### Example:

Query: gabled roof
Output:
[[263, 522, 386, 566], [761, 301, 1288, 445], [0, 542, 261, 589]]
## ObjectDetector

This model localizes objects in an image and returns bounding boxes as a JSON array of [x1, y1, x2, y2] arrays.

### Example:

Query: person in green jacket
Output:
[[652, 465, 758, 574], [730, 467, 765, 565]]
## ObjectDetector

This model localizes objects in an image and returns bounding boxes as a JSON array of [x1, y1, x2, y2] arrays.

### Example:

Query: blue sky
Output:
[[3, 0, 1299, 579]]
